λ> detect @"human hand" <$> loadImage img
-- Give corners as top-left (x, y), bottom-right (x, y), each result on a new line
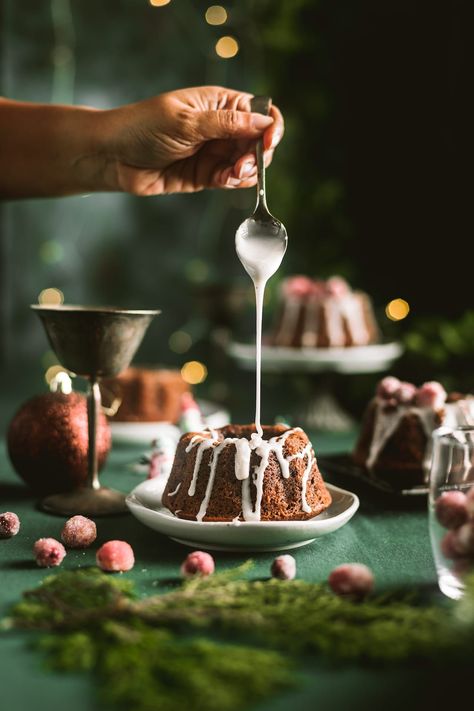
top-left (101, 86), bottom-right (284, 195)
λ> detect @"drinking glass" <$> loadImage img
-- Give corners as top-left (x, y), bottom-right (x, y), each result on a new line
top-left (428, 426), bottom-right (474, 599)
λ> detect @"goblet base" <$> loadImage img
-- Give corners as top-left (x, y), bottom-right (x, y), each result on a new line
top-left (40, 486), bottom-right (128, 516)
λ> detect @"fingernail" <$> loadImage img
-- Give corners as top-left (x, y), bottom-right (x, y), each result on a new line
top-left (271, 130), bottom-right (282, 148)
top-left (238, 160), bottom-right (255, 179)
top-left (251, 114), bottom-right (273, 130)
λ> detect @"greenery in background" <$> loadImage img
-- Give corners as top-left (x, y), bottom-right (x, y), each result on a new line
top-left (5, 564), bottom-right (474, 711)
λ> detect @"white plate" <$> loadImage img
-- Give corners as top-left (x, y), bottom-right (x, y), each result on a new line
top-left (110, 400), bottom-right (230, 444)
top-left (227, 341), bottom-right (403, 374)
top-left (126, 477), bottom-right (359, 552)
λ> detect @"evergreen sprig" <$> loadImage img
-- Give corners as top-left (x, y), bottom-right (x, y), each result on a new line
top-left (5, 565), bottom-right (474, 711)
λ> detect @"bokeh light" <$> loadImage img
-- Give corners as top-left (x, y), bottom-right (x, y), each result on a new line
top-left (39, 240), bottom-right (64, 264)
top-left (149, 0), bottom-right (171, 6)
top-left (205, 5), bottom-right (227, 25)
top-left (169, 330), bottom-right (192, 354)
top-left (185, 258), bottom-right (210, 284)
top-left (181, 360), bottom-right (208, 385)
top-left (215, 36), bottom-right (239, 59)
top-left (44, 365), bottom-right (72, 393)
top-left (385, 298), bottom-right (410, 321)
top-left (38, 287), bottom-right (64, 305)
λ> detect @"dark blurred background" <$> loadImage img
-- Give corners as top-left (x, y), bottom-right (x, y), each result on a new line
top-left (0, 0), bottom-right (472, 424)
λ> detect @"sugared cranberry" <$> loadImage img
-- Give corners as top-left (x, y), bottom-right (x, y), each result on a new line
top-left (435, 491), bottom-right (468, 530)
top-left (180, 550), bottom-right (215, 578)
top-left (0, 512), bottom-right (20, 539)
top-left (34, 538), bottom-right (66, 567)
top-left (271, 554), bottom-right (296, 580)
top-left (415, 381), bottom-right (447, 410)
top-left (396, 382), bottom-right (417, 405)
top-left (325, 276), bottom-right (350, 298)
top-left (283, 276), bottom-right (316, 299)
top-left (452, 522), bottom-right (474, 556)
top-left (328, 563), bottom-right (374, 598)
top-left (440, 530), bottom-right (460, 559)
top-left (376, 376), bottom-right (401, 400)
top-left (96, 540), bottom-right (135, 572)
top-left (61, 515), bottom-right (97, 549)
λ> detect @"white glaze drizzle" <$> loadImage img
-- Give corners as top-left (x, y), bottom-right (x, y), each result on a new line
top-left (167, 482), bottom-right (181, 497)
top-left (179, 427), bottom-right (309, 522)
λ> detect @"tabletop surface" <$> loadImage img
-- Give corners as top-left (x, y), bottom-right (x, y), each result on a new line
top-left (0, 368), bottom-right (459, 711)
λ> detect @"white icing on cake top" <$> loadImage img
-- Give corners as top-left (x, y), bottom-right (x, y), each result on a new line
top-left (180, 427), bottom-right (316, 522)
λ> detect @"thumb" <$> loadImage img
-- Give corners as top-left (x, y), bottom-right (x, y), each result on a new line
top-left (196, 109), bottom-right (273, 140)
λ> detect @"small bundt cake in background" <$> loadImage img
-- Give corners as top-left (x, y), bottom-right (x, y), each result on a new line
top-left (103, 367), bottom-right (189, 423)
top-left (353, 377), bottom-right (474, 488)
top-left (271, 275), bottom-right (379, 348)
top-left (162, 423), bottom-right (332, 522)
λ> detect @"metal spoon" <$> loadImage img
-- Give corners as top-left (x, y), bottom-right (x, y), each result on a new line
top-left (235, 95), bottom-right (288, 280)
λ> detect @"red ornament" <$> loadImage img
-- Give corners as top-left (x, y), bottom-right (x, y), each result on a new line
top-left (7, 392), bottom-right (111, 495)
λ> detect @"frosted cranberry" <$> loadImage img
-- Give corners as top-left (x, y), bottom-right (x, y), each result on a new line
top-left (61, 515), bottom-right (97, 549)
top-left (326, 276), bottom-right (350, 298)
top-left (435, 491), bottom-right (468, 529)
top-left (96, 540), bottom-right (135, 572)
top-left (282, 276), bottom-right (315, 299)
top-left (440, 530), bottom-right (460, 559)
top-left (180, 550), bottom-right (215, 578)
top-left (0, 511), bottom-right (20, 538)
top-left (34, 538), bottom-right (66, 567)
top-left (452, 522), bottom-right (474, 556)
top-left (396, 382), bottom-right (417, 405)
top-left (328, 563), bottom-right (374, 598)
top-left (376, 377), bottom-right (401, 400)
top-left (271, 554), bottom-right (296, 580)
top-left (415, 381), bottom-right (447, 410)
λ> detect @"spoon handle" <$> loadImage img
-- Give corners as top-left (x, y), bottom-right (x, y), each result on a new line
top-left (250, 96), bottom-right (271, 214)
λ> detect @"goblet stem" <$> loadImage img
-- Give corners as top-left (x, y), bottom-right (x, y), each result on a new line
top-left (87, 379), bottom-right (101, 491)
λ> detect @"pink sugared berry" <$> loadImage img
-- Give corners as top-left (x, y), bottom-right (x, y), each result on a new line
top-left (326, 276), bottom-right (350, 298)
top-left (440, 530), bottom-right (460, 559)
top-left (452, 522), bottom-right (474, 556)
top-left (61, 515), bottom-right (97, 549)
top-left (415, 381), bottom-right (447, 410)
top-left (283, 276), bottom-right (316, 299)
top-left (435, 491), bottom-right (468, 530)
top-left (328, 563), bottom-right (374, 598)
top-left (96, 540), bottom-right (135, 572)
top-left (0, 512), bottom-right (20, 539)
top-left (34, 538), bottom-right (66, 568)
top-left (180, 550), bottom-right (215, 578)
top-left (271, 554), bottom-right (296, 580)
top-left (376, 376), bottom-right (401, 400)
top-left (396, 382), bottom-right (417, 405)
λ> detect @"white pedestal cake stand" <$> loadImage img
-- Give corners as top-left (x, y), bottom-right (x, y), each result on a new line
top-left (227, 341), bottom-right (403, 431)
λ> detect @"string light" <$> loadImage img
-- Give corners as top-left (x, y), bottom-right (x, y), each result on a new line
top-left (215, 36), bottom-right (239, 59)
top-left (38, 288), bottom-right (64, 305)
top-left (169, 330), bottom-right (192, 354)
top-left (149, 0), bottom-right (171, 6)
top-left (385, 298), bottom-right (410, 321)
top-left (181, 361), bottom-right (208, 385)
top-left (205, 5), bottom-right (227, 25)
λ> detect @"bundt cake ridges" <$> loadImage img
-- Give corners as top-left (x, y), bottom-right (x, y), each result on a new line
top-left (162, 424), bottom-right (332, 522)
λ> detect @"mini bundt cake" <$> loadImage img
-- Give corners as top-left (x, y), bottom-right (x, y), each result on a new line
top-left (353, 377), bottom-right (474, 488)
top-left (162, 423), bottom-right (332, 522)
top-left (271, 275), bottom-right (379, 348)
top-left (103, 367), bottom-right (189, 423)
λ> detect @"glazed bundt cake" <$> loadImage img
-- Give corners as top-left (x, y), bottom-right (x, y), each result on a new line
top-left (353, 377), bottom-right (474, 488)
top-left (271, 275), bottom-right (379, 348)
top-left (162, 423), bottom-right (332, 522)
top-left (103, 367), bottom-right (190, 423)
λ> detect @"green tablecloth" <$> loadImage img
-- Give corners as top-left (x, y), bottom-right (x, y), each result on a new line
top-left (0, 364), bottom-right (461, 710)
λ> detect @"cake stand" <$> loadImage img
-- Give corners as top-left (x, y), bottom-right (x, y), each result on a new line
top-left (227, 341), bottom-right (403, 431)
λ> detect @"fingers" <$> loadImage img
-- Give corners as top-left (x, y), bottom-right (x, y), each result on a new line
top-left (263, 103), bottom-right (284, 151)
top-left (196, 109), bottom-right (273, 141)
